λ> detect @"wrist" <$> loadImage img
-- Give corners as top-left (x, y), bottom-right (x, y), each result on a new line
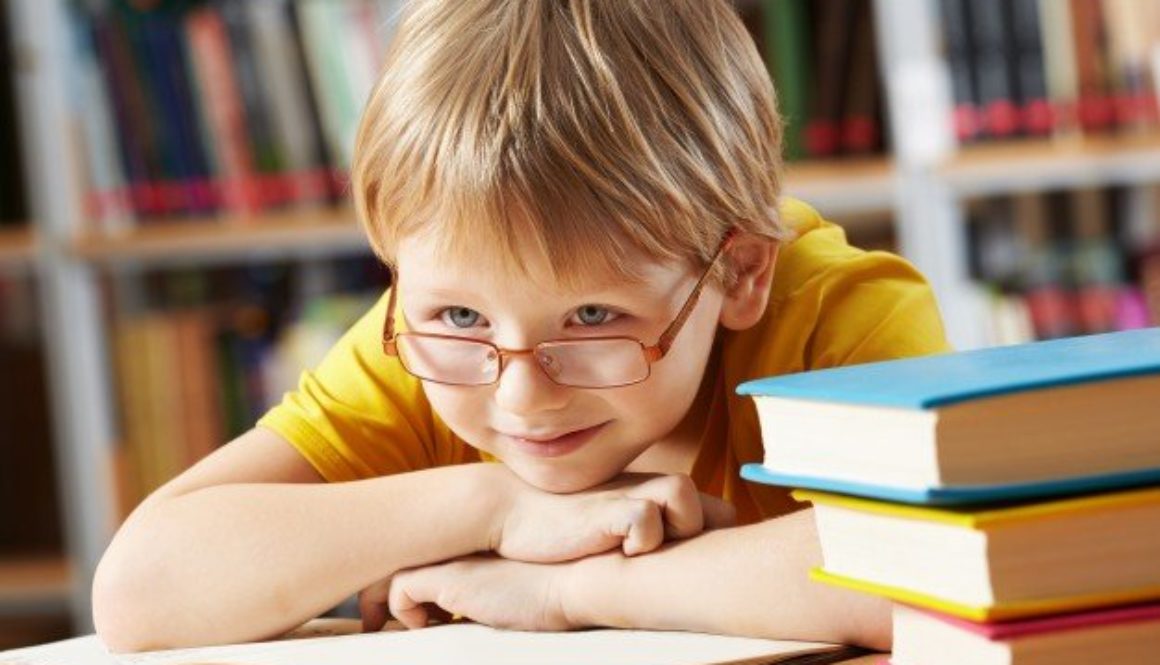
top-left (464, 462), bottom-right (515, 553)
top-left (561, 552), bottom-right (629, 629)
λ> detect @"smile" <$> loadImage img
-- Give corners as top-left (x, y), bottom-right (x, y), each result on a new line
top-left (501, 422), bottom-right (609, 458)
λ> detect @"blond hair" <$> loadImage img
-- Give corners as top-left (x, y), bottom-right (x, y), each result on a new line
top-left (352, 0), bottom-right (787, 289)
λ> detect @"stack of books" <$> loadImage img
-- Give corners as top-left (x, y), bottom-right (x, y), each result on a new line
top-left (738, 328), bottom-right (1160, 664)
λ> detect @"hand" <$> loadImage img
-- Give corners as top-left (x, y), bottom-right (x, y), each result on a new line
top-left (358, 554), bottom-right (576, 633)
top-left (484, 467), bottom-right (736, 563)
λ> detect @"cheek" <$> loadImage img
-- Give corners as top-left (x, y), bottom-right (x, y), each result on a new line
top-left (613, 342), bottom-right (710, 429)
top-left (420, 383), bottom-right (489, 436)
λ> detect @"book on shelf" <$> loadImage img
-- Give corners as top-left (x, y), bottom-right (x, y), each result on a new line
top-left (968, 186), bottom-right (1160, 346)
top-left (795, 487), bottom-right (1160, 622)
top-left (738, 329), bottom-right (1160, 504)
top-left (891, 600), bottom-right (1160, 665)
top-left (0, 6), bottom-right (28, 227)
top-left (837, 0), bottom-right (881, 154)
top-left (803, 0), bottom-right (855, 158)
top-left (754, 0), bottom-right (885, 162)
top-left (969, 0), bottom-right (1021, 139)
top-left (67, 0), bottom-right (397, 232)
top-left (761, 0), bottom-right (811, 161)
top-left (1008, 0), bottom-right (1053, 136)
top-left (108, 259), bottom-right (387, 512)
top-left (0, 618), bottom-right (863, 665)
top-left (937, 0), bottom-right (1160, 142)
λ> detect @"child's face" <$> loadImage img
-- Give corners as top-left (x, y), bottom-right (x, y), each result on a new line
top-left (395, 230), bottom-right (725, 493)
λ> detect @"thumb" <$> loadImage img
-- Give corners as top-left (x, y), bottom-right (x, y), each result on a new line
top-left (358, 577), bottom-right (393, 633)
top-left (698, 494), bottom-right (737, 530)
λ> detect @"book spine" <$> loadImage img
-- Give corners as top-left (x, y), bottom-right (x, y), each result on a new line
top-left (1101, 0), bottom-right (1160, 131)
top-left (1038, 0), bottom-right (1081, 134)
top-left (940, 0), bottom-right (982, 142)
top-left (140, 11), bottom-right (202, 217)
top-left (287, 2), bottom-right (343, 201)
top-left (968, 0), bottom-right (1020, 139)
top-left (123, 10), bottom-right (184, 218)
top-left (1007, 0), bottom-right (1054, 136)
top-left (218, 0), bottom-right (291, 211)
top-left (839, 0), bottom-right (881, 155)
top-left (804, 0), bottom-right (855, 158)
top-left (1068, 188), bottom-right (1124, 335)
top-left (66, 7), bottom-right (135, 234)
top-left (246, 0), bottom-right (329, 207)
top-left (161, 12), bottom-right (218, 215)
top-left (184, 6), bottom-right (263, 217)
top-left (760, 0), bottom-right (811, 160)
top-left (91, 13), bottom-right (156, 218)
top-left (1069, 0), bottom-right (1116, 133)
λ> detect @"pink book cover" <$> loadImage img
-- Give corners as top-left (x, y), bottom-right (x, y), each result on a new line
top-left (908, 601), bottom-right (1160, 641)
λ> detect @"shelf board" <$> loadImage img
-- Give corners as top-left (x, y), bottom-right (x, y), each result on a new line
top-left (784, 156), bottom-right (896, 216)
top-left (69, 161), bottom-right (899, 267)
top-left (943, 132), bottom-right (1160, 197)
top-left (0, 226), bottom-right (37, 267)
top-left (0, 555), bottom-right (72, 615)
top-left (72, 206), bottom-right (369, 266)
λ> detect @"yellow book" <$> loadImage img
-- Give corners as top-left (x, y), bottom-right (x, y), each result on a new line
top-left (795, 487), bottom-right (1160, 621)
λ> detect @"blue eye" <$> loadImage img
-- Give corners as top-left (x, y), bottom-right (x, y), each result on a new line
top-left (572, 305), bottom-right (615, 326)
top-left (441, 307), bottom-right (482, 328)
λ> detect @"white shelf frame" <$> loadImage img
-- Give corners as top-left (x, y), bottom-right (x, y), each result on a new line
top-left (9, 0), bottom-right (117, 633)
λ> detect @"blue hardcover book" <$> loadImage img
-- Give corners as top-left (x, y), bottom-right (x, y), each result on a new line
top-left (737, 329), bottom-right (1160, 505)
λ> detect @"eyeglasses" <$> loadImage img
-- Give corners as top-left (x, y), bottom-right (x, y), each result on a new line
top-left (381, 231), bottom-right (738, 389)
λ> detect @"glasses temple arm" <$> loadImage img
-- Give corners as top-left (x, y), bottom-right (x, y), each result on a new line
top-left (382, 266), bottom-right (400, 356)
top-left (651, 231), bottom-right (737, 359)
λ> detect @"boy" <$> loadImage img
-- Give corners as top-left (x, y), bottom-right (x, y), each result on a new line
top-left (93, 0), bottom-right (949, 652)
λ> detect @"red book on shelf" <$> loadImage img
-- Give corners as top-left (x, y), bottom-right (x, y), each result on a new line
top-left (1069, 0), bottom-right (1116, 133)
top-left (184, 6), bottom-right (263, 218)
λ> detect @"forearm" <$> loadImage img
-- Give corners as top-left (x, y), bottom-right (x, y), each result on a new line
top-left (93, 463), bottom-right (499, 651)
top-left (567, 508), bottom-right (892, 650)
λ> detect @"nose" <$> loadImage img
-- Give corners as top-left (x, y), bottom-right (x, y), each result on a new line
top-left (492, 350), bottom-right (571, 416)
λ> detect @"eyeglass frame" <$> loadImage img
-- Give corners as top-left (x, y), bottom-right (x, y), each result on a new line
top-left (381, 229), bottom-right (742, 388)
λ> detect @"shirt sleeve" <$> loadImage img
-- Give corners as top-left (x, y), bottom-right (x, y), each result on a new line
top-left (257, 289), bottom-right (469, 482)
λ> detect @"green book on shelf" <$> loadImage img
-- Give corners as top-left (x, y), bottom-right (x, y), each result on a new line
top-left (761, 0), bottom-right (812, 161)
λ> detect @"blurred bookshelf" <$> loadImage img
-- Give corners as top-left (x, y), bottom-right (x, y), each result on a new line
top-left (0, 226), bottom-right (36, 267)
top-left (0, 556), bottom-right (71, 615)
top-left (3, 0), bottom-right (1160, 647)
top-left (943, 133), bottom-right (1160, 197)
top-left (71, 207), bottom-right (366, 266)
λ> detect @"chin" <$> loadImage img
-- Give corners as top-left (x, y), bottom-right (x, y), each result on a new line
top-left (514, 463), bottom-right (620, 495)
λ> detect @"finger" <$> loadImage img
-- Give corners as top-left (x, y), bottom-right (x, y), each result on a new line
top-left (388, 572), bottom-right (435, 630)
top-left (425, 603), bottom-right (455, 625)
top-left (699, 493), bottom-right (738, 530)
top-left (358, 578), bottom-right (392, 633)
top-left (624, 474), bottom-right (704, 540)
top-left (611, 498), bottom-right (664, 556)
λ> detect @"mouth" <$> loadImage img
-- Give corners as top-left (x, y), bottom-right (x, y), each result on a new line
top-left (501, 422), bottom-right (609, 458)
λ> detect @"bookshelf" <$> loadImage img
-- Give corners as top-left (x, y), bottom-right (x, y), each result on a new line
top-left (0, 556), bottom-right (71, 616)
top-left (943, 133), bottom-right (1160, 197)
top-left (71, 207), bottom-right (366, 266)
top-left (63, 159), bottom-right (898, 267)
top-left (0, 226), bottom-right (36, 268)
top-left (3, 0), bottom-right (1159, 640)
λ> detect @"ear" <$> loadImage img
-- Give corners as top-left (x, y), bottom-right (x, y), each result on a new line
top-left (718, 233), bottom-right (780, 331)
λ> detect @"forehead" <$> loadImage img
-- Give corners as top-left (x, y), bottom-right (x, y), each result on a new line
top-left (395, 227), bottom-right (689, 300)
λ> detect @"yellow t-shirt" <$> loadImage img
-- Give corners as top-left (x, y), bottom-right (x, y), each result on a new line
top-left (258, 199), bottom-right (951, 524)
